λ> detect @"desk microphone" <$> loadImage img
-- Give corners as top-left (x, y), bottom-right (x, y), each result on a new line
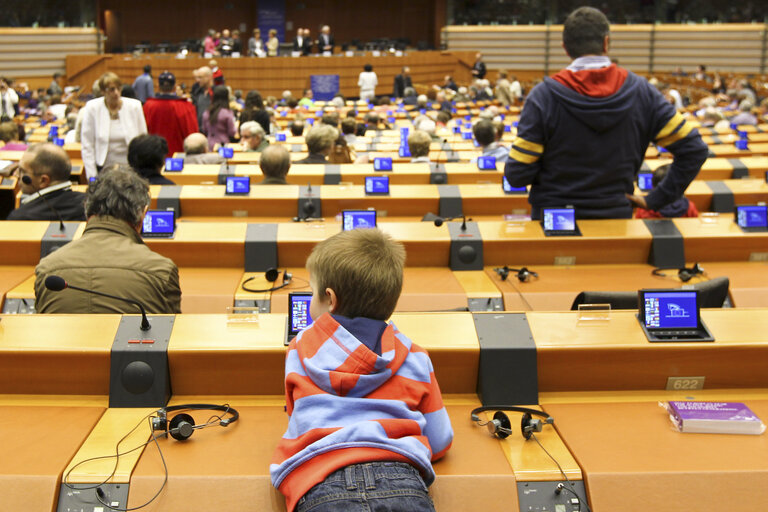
top-left (21, 175), bottom-right (65, 231)
top-left (44, 275), bottom-right (151, 330)
top-left (430, 138), bottom-right (448, 174)
top-left (434, 214), bottom-right (468, 231)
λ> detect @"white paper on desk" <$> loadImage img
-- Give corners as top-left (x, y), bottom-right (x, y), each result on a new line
top-left (291, 51), bottom-right (301, 57)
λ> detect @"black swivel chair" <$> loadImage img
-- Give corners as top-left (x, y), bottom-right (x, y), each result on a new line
top-left (570, 276), bottom-right (731, 310)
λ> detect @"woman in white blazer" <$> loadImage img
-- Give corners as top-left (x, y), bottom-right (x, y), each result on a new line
top-left (81, 72), bottom-right (147, 180)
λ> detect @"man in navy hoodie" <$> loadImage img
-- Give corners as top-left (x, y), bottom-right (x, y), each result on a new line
top-left (504, 7), bottom-right (708, 219)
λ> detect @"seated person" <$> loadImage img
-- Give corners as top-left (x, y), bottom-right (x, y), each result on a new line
top-left (294, 124), bottom-right (338, 164)
top-left (240, 121), bottom-right (269, 152)
top-left (128, 134), bottom-right (175, 185)
top-left (472, 119), bottom-right (509, 164)
top-left (340, 117), bottom-right (357, 145)
top-left (182, 132), bottom-right (226, 164)
top-left (408, 130), bottom-right (432, 163)
top-left (0, 121), bottom-right (27, 151)
top-left (634, 164), bottom-right (699, 219)
top-left (35, 166), bottom-right (181, 314)
top-left (288, 119), bottom-right (305, 136)
top-left (258, 145), bottom-right (291, 184)
top-left (271, 228), bottom-right (453, 512)
top-left (729, 99), bottom-right (758, 126)
top-left (7, 143), bottom-right (86, 221)
top-left (402, 86), bottom-right (419, 106)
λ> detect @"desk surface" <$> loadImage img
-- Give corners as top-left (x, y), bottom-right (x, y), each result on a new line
top-left (0, 405), bottom-right (105, 512)
top-left (126, 400), bottom-right (519, 511)
top-left (547, 399), bottom-right (768, 512)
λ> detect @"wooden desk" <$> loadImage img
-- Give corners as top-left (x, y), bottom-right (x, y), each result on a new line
top-left (120, 400), bottom-right (520, 511)
top-left (702, 261), bottom-right (768, 307)
top-left (528, 309), bottom-right (768, 392)
top-left (167, 312), bottom-right (480, 396)
top-left (0, 404), bottom-right (105, 512)
top-left (478, 219), bottom-right (653, 265)
top-left (546, 400), bottom-right (768, 512)
top-left (674, 215), bottom-right (768, 261)
top-left (164, 183), bottom-right (524, 220)
top-left (0, 265), bottom-right (34, 308)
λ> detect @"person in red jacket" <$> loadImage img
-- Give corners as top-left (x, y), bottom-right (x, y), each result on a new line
top-left (634, 164), bottom-right (699, 218)
top-left (143, 71), bottom-right (198, 157)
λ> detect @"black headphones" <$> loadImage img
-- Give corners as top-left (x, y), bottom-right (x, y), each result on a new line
top-left (471, 406), bottom-right (554, 440)
top-left (652, 263), bottom-right (704, 282)
top-left (241, 267), bottom-right (293, 293)
top-left (151, 403), bottom-right (239, 441)
top-left (494, 266), bottom-right (539, 283)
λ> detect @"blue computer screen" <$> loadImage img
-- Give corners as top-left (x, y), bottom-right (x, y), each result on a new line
top-left (226, 176), bottom-right (250, 194)
top-left (637, 173), bottom-right (653, 191)
top-left (218, 147), bottom-right (234, 158)
top-left (643, 291), bottom-right (698, 329)
top-left (398, 146), bottom-right (411, 158)
top-left (736, 206), bottom-right (768, 228)
top-left (477, 156), bottom-right (496, 170)
top-left (542, 208), bottom-right (576, 231)
top-left (502, 176), bottom-right (526, 193)
top-left (289, 293), bottom-right (313, 334)
top-left (374, 157), bottom-right (393, 171)
top-left (142, 210), bottom-right (175, 235)
top-left (165, 158), bottom-right (184, 171)
top-left (276, 133), bottom-right (287, 141)
top-left (342, 210), bottom-right (377, 231)
top-left (365, 176), bottom-right (389, 194)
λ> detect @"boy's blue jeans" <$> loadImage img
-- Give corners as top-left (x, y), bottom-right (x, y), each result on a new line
top-left (296, 461), bottom-right (436, 512)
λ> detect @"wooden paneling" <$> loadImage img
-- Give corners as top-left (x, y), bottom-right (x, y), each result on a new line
top-left (64, 51), bottom-right (473, 99)
top-left (0, 28), bottom-right (102, 79)
top-left (443, 23), bottom-right (768, 74)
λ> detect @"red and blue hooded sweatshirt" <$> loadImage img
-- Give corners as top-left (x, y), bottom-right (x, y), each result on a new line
top-left (270, 313), bottom-right (453, 511)
top-left (505, 57), bottom-right (708, 219)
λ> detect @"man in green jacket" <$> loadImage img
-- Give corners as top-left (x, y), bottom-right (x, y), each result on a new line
top-left (35, 166), bottom-right (181, 314)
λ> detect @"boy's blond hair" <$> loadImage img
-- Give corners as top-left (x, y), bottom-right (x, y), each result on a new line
top-left (306, 228), bottom-right (405, 320)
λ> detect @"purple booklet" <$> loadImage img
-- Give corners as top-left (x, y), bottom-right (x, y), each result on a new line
top-left (667, 401), bottom-right (766, 435)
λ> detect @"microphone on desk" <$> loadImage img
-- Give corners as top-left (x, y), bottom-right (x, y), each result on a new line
top-left (21, 175), bottom-right (65, 231)
top-left (44, 275), bottom-right (151, 331)
top-left (433, 214), bottom-right (469, 231)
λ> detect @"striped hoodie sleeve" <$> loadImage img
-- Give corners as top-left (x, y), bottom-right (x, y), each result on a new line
top-left (504, 87), bottom-right (546, 188)
top-left (645, 92), bottom-right (708, 211)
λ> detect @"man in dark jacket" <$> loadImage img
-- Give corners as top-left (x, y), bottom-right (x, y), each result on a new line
top-left (7, 143), bottom-right (85, 221)
top-left (34, 166), bottom-right (181, 314)
top-left (504, 7), bottom-right (707, 219)
top-left (393, 66), bottom-right (412, 98)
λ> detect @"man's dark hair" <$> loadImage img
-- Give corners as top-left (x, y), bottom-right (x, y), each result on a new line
top-left (128, 134), bottom-right (168, 176)
top-left (364, 63), bottom-right (373, 72)
top-left (472, 120), bottom-right (496, 147)
top-left (85, 167), bottom-right (150, 226)
top-left (436, 111), bottom-right (450, 125)
top-left (289, 120), bottom-right (305, 136)
top-left (53, 72), bottom-right (62, 79)
top-left (287, 98), bottom-right (298, 109)
top-left (562, 7), bottom-right (610, 59)
top-left (143, 65), bottom-right (152, 74)
top-left (340, 118), bottom-right (356, 135)
top-left (27, 143), bottom-right (72, 182)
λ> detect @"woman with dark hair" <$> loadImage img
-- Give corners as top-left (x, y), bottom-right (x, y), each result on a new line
top-left (239, 90), bottom-right (271, 134)
top-left (202, 85), bottom-right (236, 150)
top-left (127, 134), bottom-right (175, 185)
top-left (358, 63), bottom-right (377, 102)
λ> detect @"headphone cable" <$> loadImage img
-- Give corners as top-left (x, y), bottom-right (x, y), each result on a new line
top-left (529, 432), bottom-right (591, 512)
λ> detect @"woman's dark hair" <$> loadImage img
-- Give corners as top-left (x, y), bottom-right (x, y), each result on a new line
top-left (127, 134), bottom-right (168, 176)
top-left (244, 90), bottom-right (264, 109)
top-left (364, 63), bottom-right (373, 72)
top-left (207, 85), bottom-right (230, 124)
